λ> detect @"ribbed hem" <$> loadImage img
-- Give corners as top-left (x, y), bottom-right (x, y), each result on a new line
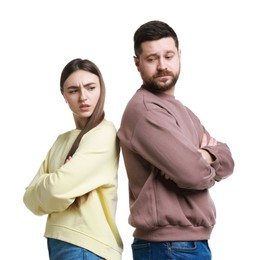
top-left (45, 225), bottom-right (122, 260)
top-left (133, 224), bottom-right (213, 242)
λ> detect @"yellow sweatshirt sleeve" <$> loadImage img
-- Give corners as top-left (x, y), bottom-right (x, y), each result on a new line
top-left (23, 121), bottom-right (119, 215)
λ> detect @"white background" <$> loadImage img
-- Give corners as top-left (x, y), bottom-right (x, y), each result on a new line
top-left (1, 0), bottom-right (258, 259)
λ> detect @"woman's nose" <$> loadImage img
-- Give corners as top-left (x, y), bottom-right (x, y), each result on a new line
top-left (79, 90), bottom-right (87, 101)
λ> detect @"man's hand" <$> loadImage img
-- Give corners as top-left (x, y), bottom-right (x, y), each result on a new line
top-left (198, 133), bottom-right (217, 164)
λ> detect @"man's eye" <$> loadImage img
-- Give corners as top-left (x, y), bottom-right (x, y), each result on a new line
top-left (165, 55), bottom-right (174, 59)
top-left (147, 57), bottom-right (156, 62)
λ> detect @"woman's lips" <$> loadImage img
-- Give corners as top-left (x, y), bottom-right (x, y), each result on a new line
top-left (79, 104), bottom-right (90, 111)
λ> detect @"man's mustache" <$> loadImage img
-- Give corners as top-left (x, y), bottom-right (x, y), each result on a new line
top-left (154, 70), bottom-right (173, 78)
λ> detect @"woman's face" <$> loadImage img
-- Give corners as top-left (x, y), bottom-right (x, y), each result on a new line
top-left (62, 70), bottom-right (101, 129)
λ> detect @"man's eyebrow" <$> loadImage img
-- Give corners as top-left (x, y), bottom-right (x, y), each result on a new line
top-left (146, 50), bottom-right (175, 56)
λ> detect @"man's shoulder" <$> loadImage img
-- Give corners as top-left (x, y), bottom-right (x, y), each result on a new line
top-left (127, 87), bottom-right (157, 106)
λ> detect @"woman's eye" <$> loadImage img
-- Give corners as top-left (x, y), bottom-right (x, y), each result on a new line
top-left (88, 86), bottom-right (96, 91)
top-left (69, 89), bottom-right (78, 94)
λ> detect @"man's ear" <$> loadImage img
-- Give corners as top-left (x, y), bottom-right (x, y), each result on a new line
top-left (178, 49), bottom-right (182, 59)
top-left (134, 56), bottom-right (140, 71)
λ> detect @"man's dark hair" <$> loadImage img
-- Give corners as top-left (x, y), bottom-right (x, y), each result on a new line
top-left (134, 20), bottom-right (179, 56)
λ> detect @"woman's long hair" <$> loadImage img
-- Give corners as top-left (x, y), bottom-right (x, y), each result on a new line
top-left (60, 58), bottom-right (106, 207)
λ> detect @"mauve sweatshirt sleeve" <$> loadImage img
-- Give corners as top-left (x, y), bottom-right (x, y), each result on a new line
top-left (129, 107), bottom-right (234, 190)
top-left (186, 107), bottom-right (234, 182)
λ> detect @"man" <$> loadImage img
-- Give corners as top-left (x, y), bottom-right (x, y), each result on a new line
top-left (117, 20), bottom-right (234, 260)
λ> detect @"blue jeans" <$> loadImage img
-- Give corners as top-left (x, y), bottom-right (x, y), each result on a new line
top-left (132, 238), bottom-right (211, 260)
top-left (47, 238), bottom-right (105, 260)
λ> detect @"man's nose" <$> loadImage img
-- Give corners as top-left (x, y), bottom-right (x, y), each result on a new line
top-left (157, 58), bottom-right (167, 70)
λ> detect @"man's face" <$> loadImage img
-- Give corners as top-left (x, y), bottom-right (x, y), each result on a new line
top-left (134, 37), bottom-right (181, 95)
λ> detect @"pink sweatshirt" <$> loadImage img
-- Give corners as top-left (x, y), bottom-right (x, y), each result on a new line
top-left (118, 86), bottom-right (234, 241)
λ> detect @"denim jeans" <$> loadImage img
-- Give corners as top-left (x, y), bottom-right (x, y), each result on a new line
top-left (132, 238), bottom-right (211, 260)
top-left (47, 238), bottom-right (105, 260)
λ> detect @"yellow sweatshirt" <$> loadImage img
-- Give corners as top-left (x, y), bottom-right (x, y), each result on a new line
top-left (23, 120), bottom-right (123, 260)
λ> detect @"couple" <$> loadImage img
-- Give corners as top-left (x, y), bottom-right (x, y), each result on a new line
top-left (23, 20), bottom-right (234, 260)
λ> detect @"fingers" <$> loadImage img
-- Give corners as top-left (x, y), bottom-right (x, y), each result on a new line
top-left (208, 137), bottom-right (217, 146)
top-left (201, 133), bottom-right (208, 147)
top-left (201, 133), bottom-right (217, 147)
top-left (65, 156), bottom-right (72, 163)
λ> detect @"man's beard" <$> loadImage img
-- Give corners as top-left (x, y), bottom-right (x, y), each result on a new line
top-left (143, 70), bottom-right (180, 93)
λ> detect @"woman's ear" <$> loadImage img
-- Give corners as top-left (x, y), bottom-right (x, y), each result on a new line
top-left (63, 94), bottom-right (68, 103)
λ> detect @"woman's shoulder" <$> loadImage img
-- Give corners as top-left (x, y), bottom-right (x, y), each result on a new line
top-left (96, 119), bottom-right (117, 132)
top-left (56, 129), bottom-right (81, 141)
top-left (80, 120), bottom-right (118, 148)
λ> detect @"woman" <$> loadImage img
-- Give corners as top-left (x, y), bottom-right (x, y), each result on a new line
top-left (23, 58), bottom-right (123, 260)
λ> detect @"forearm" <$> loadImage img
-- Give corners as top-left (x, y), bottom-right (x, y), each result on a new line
top-left (132, 123), bottom-right (216, 190)
top-left (202, 142), bottom-right (234, 181)
top-left (23, 173), bottom-right (74, 215)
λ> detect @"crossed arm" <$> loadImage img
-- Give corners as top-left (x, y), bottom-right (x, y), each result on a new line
top-left (198, 133), bottom-right (217, 164)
